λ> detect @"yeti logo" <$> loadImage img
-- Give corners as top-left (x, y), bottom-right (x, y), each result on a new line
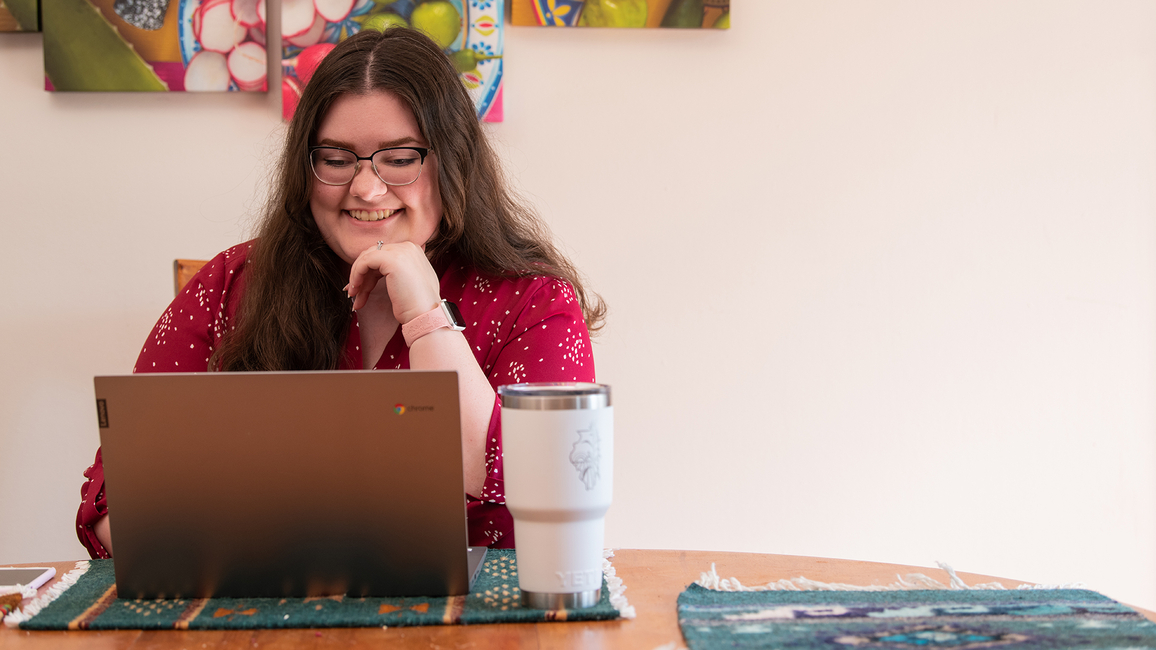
top-left (569, 425), bottom-right (601, 490)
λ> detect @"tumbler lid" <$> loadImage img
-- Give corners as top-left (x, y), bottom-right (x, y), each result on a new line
top-left (498, 382), bottom-right (611, 410)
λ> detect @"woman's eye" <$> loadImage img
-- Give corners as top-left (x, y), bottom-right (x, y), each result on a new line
top-left (323, 158), bottom-right (353, 168)
top-left (377, 154), bottom-right (418, 167)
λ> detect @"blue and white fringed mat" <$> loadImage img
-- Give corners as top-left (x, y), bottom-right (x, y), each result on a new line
top-left (678, 562), bottom-right (1156, 649)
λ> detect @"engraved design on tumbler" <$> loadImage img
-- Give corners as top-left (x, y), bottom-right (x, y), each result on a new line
top-left (555, 568), bottom-right (601, 589)
top-left (569, 424), bottom-right (600, 490)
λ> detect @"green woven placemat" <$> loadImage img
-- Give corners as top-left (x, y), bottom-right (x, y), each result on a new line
top-left (678, 585), bottom-right (1156, 649)
top-left (21, 550), bottom-right (623, 630)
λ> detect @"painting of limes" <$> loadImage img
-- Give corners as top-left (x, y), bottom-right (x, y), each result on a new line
top-left (282, 0), bottom-right (504, 122)
top-left (512, 0), bottom-right (729, 28)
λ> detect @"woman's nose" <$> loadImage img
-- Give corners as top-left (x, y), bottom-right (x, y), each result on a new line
top-left (349, 162), bottom-right (389, 200)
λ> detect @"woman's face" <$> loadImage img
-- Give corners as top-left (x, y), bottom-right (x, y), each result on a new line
top-left (309, 90), bottom-right (443, 265)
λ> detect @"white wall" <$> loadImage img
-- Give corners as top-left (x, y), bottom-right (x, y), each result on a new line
top-left (3, 0), bottom-right (1155, 611)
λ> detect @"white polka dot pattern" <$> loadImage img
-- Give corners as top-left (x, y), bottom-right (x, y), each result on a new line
top-left (82, 244), bottom-right (597, 554)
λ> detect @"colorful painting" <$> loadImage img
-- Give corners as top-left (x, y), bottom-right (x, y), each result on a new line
top-left (0, 0), bottom-right (39, 31)
top-left (42, 0), bottom-right (266, 91)
top-left (512, 0), bottom-right (728, 28)
top-left (282, 0), bottom-right (503, 122)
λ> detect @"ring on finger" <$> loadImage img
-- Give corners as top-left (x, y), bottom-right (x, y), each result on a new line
top-left (376, 240), bottom-right (384, 251)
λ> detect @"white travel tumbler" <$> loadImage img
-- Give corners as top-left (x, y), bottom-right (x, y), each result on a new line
top-left (498, 383), bottom-right (612, 609)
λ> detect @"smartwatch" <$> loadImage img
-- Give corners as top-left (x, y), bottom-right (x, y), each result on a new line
top-left (402, 299), bottom-right (466, 347)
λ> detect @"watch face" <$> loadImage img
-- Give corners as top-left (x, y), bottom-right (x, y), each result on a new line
top-left (443, 300), bottom-right (467, 330)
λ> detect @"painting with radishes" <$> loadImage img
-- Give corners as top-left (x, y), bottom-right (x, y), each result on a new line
top-left (282, 0), bottom-right (504, 122)
top-left (42, 0), bottom-right (266, 91)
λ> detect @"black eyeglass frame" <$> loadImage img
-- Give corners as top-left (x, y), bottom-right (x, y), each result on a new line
top-left (308, 145), bottom-right (432, 187)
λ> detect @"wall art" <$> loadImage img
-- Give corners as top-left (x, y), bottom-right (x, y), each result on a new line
top-left (512, 0), bottom-right (728, 28)
top-left (43, 0), bottom-right (267, 91)
top-left (282, 0), bottom-right (503, 122)
top-left (0, 0), bottom-right (39, 31)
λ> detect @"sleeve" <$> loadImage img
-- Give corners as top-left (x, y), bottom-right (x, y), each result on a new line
top-left (134, 252), bottom-right (241, 374)
top-left (75, 250), bottom-right (241, 557)
top-left (76, 448), bottom-right (110, 559)
top-left (467, 277), bottom-right (596, 547)
top-left (487, 277), bottom-right (595, 386)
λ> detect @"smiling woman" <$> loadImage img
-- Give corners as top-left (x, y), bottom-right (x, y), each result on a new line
top-left (74, 27), bottom-right (606, 559)
top-left (308, 91), bottom-right (444, 266)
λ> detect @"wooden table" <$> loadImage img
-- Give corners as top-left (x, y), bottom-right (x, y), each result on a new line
top-left (2, 550), bottom-right (1153, 648)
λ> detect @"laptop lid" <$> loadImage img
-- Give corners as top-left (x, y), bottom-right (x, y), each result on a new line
top-left (95, 370), bottom-right (485, 599)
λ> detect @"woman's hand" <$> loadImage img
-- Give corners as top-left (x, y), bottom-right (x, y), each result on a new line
top-left (346, 241), bottom-right (441, 323)
top-left (346, 240), bottom-right (494, 498)
top-left (95, 514), bottom-right (113, 556)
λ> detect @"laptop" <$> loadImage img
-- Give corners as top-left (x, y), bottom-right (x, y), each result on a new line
top-left (94, 370), bottom-right (487, 599)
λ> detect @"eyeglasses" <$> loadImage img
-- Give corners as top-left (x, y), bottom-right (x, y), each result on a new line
top-left (309, 146), bottom-right (431, 186)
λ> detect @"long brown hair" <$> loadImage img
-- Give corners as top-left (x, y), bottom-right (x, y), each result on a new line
top-left (211, 28), bottom-right (605, 372)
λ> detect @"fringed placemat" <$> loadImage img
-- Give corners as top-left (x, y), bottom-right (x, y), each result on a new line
top-left (678, 563), bottom-right (1156, 649)
top-left (15, 549), bottom-right (634, 630)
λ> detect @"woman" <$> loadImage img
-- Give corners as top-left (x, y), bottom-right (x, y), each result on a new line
top-left (76, 28), bottom-right (605, 558)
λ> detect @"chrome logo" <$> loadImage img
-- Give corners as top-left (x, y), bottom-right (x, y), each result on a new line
top-left (394, 404), bottom-right (406, 415)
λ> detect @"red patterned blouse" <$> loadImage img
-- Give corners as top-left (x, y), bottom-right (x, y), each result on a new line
top-left (76, 241), bottom-right (595, 558)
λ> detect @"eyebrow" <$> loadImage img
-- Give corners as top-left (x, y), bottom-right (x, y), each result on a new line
top-left (315, 137), bottom-right (424, 150)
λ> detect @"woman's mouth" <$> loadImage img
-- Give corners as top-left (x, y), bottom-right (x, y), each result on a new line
top-left (348, 209), bottom-right (397, 222)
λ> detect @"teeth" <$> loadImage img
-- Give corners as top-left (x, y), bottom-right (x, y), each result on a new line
top-left (349, 209), bottom-right (396, 222)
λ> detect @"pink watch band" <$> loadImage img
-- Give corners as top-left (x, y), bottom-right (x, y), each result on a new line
top-left (402, 300), bottom-right (465, 347)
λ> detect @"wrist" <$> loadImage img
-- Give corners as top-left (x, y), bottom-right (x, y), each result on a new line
top-left (402, 300), bottom-right (466, 347)
top-left (399, 301), bottom-right (441, 327)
